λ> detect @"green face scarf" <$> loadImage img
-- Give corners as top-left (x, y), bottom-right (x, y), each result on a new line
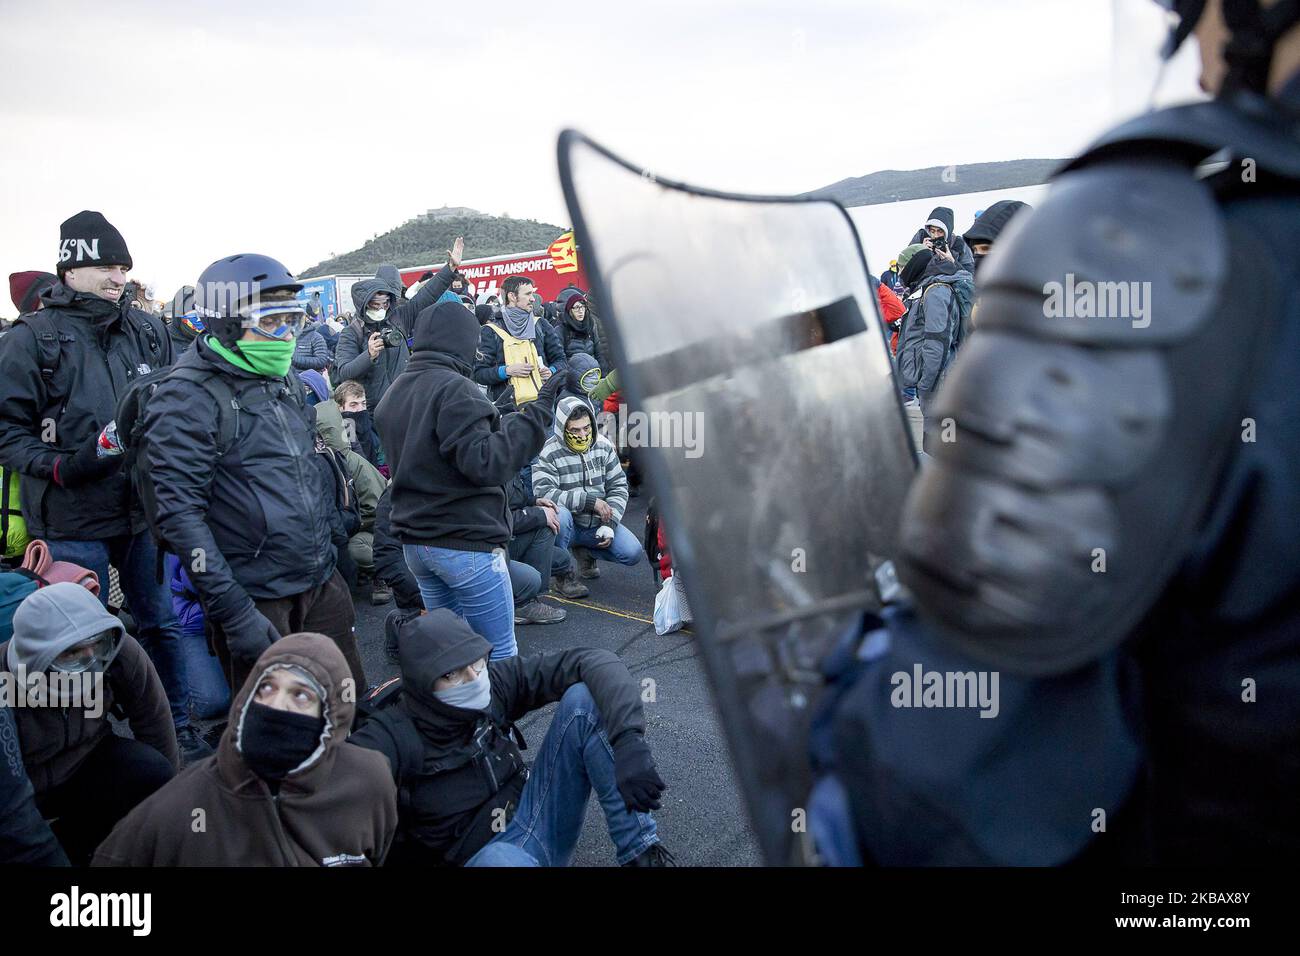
top-left (209, 337), bottom-right (295, 378)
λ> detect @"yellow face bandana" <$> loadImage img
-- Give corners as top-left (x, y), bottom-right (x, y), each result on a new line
top-left (564, 429), bottom-right (593, 454)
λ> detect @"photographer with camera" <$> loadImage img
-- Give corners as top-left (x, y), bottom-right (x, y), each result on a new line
top-left (908, 207), bottom-right (975, 274)
top-left (334, 237), bottom-right (465, 412)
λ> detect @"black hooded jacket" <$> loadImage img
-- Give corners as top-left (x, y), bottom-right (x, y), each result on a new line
top-left (909, 206), bottom-right (977, 274)
top-left (373, 302), bottom-right (555, 552)
top-left (334, 265), bottom-right (454, 408)
top-left (0, 284), bottom-right (172, 539)
top-left (350, 609), bottom-right (648, 865)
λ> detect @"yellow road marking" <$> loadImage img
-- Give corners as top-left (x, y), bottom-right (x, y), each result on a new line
top-left (549, 596), bottom-right (694, 634)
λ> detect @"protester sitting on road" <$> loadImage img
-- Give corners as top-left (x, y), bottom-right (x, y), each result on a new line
top-left (374, 300), bottom-right (564, 661)
top-left (532, 397), bottom-right (642, 583)
top-left (1, 583), bottom-right (179, 864)
top-left (508, 466), bottom-right (584, 624)
top-left (473, 276), bottom-right (568, 411)
top-left (351, 609), bottom-right (673, 867)
top-left (334, 379), bottom-right (380, 466)
top-left (314, 397), bottom-right (390, 605)
top-left (92, 633), bottom-right (398, 866)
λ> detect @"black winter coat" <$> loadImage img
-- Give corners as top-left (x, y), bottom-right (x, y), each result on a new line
top-left (374, 302), bottom-right (554, 553)
top-left (350, 611), bottom-right (647, 865)
top-left (142, 337), bottom-right (335, 626)
top-left (0, 284), bottom-right (172, 539)
top-left (560, 312), bottom-right (609, 370)
top-left (334, 266), bottom-right (454, 407)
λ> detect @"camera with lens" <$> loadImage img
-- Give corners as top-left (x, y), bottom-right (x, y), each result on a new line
top-left (379, 325), bottom-right (404, 348)
top-left (930, 235), bottom-right (948, 252)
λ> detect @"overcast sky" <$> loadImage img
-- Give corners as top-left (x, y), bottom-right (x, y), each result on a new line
top-left (0, 0), bottom-right (1202, 300)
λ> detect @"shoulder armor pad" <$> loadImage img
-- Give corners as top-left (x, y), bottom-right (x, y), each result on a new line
top-left (896, 148), bottom-right (1273, 677)
top-left (976, 162), bottom-right (1226, 346)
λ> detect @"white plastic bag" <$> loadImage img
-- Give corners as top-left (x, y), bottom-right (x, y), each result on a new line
top-left (653, 571), bottom-right (693, 635)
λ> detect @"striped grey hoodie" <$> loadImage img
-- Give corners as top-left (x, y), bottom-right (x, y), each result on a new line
top-left (531, 396), bottom-right (628, 530)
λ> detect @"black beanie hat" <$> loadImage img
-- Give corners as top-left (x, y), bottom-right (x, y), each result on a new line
top-left (963, 200), bottom-right (1031, 246)
top-left (58, 211), bottom-right (132, 275)
top-left (900, 249), bottom-right (934, 289)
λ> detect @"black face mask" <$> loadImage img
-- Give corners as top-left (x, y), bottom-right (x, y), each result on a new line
top-left (972, 253), bottom-right (988, 275)
top-left (239, 701), bottom-right (325, 781)
top-left (341, 409), bottom-right (372, 441)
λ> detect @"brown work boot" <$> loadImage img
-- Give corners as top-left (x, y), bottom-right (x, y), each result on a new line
top-left (552, 570), bottom-right (590, 599)
top-left (572, 546), bottom-right (600, 579)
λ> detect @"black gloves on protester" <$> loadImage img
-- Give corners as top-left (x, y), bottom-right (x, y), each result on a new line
top-left (222, 604), bottom-right (281, 665)
top-left (56, 433), bottom-right (121, 488)
top-left (613, 735), bottom-right (666, 813)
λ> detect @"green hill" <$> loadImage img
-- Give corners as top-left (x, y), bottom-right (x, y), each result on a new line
top-left (802, 158), bottom-right (1066, 207)
top-left (300, 208), bottom-right (569, 278)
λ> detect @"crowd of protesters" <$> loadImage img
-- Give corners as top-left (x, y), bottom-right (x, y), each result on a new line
top-left (0, 197), bottom-right (1030, 867)
top-left (0, 214), bottom-right (670, 867)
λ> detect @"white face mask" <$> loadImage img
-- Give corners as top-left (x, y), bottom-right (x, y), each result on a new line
top-left (366, 307), bottom-right (386, 323)
top-left (433, 668), bottom-right (491, 711)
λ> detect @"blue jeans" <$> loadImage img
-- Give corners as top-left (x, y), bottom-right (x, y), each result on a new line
top-left (508, 559), bottom-right (540, 605)
top-left (402, 544), bottom-right (517, 659)
top-left (179, 628), bottom-right (231, 719)
top-left (555, 507), bottom-right (643, 567)
top-left (465, 683), bottom-right (659, 866)
top-left (48, 532), bottom-right (190, 729)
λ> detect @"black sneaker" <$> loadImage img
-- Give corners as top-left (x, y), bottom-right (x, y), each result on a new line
top-left (515, 599), bottom-right (567, 624)
top-left (176, 725), bottom-right (214, 766)
top-left (371, 579), bottom-right (393, 606)
top-left (623, 843), bottom-right (677, 867)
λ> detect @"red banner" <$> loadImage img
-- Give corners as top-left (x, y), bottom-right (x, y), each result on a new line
top-left (398, 236), bottom-right (588, 303)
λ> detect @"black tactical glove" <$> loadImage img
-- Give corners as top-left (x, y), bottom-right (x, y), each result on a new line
top-left (56, 433), bottom-right (122, 488)
top-left (613, 734), bottom-right (666, 813)
top-left (221, 604), bottom-right (280, 667)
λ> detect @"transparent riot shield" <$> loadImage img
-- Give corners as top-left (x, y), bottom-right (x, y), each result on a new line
top-left (558, 131), bottom-right (917, 865)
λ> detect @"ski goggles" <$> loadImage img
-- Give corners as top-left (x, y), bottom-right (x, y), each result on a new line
top-left (50, 629), bottom-right (118, 674)
top-left (239, 299), bottom-right (308, 339)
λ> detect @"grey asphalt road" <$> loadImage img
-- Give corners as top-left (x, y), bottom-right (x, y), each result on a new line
top-left (350, 493), bottom-right (762, 867)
